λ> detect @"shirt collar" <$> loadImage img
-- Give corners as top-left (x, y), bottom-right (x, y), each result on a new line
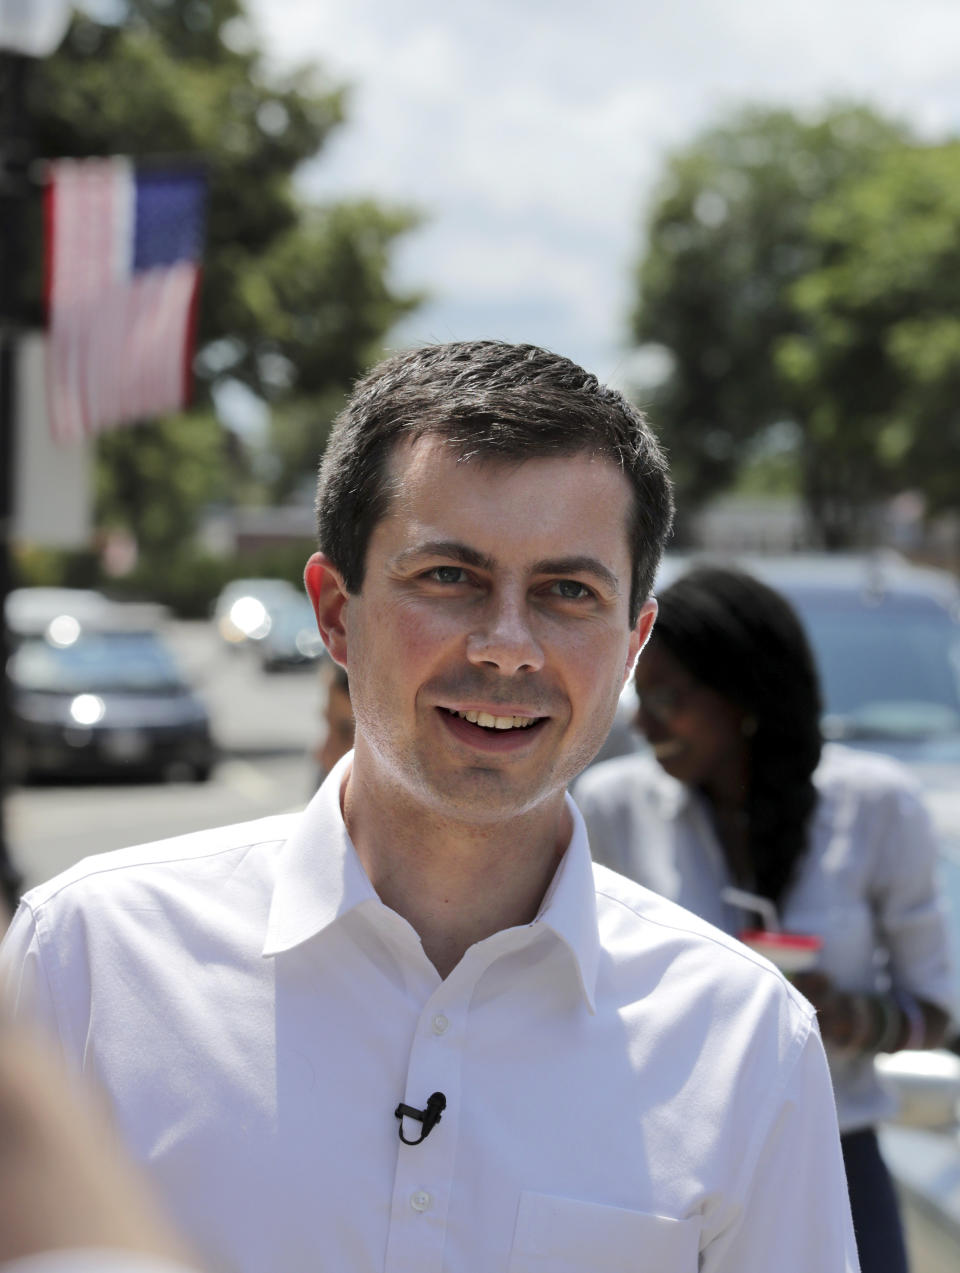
top-left (535, 794), bottom-right (601, 1013)
top-left (262, 755), bottom-right (601, 1011)
top-left (262, 752), bottom-right (377, 957)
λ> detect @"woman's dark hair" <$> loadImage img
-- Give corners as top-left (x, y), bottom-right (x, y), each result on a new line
top-left (316, 340), bottom-right (674, 625)
top-left (648, 565), bottom-right (823, 910)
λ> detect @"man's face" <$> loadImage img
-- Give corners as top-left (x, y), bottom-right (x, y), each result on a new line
top-left (308, 437), bottom-right (654, 825)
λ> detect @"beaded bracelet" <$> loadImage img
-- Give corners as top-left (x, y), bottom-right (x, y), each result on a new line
top-left (847, 994), bottom-right (873, 1054)
top-left (895, 991), bottom-right (925, 1051)
top-left (871, 994), bottom-right (904, 1054)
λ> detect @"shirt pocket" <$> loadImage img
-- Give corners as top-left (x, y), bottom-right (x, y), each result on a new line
top-left (507, 1191), bottom-right (700, 1272)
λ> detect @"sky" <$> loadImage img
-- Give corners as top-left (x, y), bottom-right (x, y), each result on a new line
top-left (244, 0), bottom-right (960, 389)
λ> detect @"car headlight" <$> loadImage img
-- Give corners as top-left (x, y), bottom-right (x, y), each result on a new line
top-left (228, 596), bottom-right (272, 640)
top-left (69, 694), bottom-right (105, 725)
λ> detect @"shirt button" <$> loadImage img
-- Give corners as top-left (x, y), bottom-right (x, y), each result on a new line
top-left (410, 1190), bottom-right (432, 1213)
top-left (432, 1013), bottom-right (450, 1035)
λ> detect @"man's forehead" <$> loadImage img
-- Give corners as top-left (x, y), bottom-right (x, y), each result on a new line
top-left (385, 433), bottom-right (625, 488)
top-left (375, 437), bottom-right (634, 579)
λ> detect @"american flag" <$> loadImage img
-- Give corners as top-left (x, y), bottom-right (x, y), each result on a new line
top-left (44, 157), bottom-right (207, 442)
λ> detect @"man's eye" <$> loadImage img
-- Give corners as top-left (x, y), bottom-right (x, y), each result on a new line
top-left (550, 580), bottom-right (592, 600)
top-left (427, 566), bottom-right (468, 584)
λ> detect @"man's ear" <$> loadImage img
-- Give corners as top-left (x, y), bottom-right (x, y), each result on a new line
top-left (304, 552), bottom-right (350, 667)
top-left (623, 597), bottom-right (657, 687)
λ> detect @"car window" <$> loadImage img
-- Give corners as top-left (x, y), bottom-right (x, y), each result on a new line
top-left (11, 633), bottom-right (186, 694)
top-left (268, 597), bottom-right (317, 634)
top-left (784, 589), bottom-right (960, 739)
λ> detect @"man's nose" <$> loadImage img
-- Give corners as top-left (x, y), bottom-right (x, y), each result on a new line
top-left (466, 594), bottom-right (545, 675)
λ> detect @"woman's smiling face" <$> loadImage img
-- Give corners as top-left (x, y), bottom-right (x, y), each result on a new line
top-left (633, 637), bottom-right (749, 794)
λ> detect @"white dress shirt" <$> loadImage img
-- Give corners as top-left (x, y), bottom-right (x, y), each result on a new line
top-left (574, 742), bottom-right (955, 1133)
top-left (3, 755), bottom-right (858, 1273)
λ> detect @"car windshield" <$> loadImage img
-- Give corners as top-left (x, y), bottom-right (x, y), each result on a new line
top-left (269, 598), bottom-right (317, 635)
top-left (11, 632), bottom-right (186, 694)
top-left (784, 588), bottom-right (960, 740)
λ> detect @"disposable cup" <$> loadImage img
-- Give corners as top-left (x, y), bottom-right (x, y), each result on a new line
top-left (739, 930), bottom-right (822, 975)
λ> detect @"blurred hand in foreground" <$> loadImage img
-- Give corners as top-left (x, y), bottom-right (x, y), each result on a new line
top-left (0, 1022), bottom-right (199, 1268)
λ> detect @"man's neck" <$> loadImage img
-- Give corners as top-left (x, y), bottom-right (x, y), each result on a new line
top-left (341, 761), bottom-right (571, 980)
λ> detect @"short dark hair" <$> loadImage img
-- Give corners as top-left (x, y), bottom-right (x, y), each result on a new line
top-left (646, 566), bottom-right (823, 907)
top-left (316, 340), bottom-right (674, 624)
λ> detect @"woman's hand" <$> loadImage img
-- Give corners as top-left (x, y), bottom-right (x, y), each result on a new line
top-left (792, 973), bottom-right (950, 1053)
top-left (792, 971), bottom-right (865, 1049)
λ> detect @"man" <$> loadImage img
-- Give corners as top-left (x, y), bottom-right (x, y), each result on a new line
top-left (3, 341), bottom-right (859, 1271)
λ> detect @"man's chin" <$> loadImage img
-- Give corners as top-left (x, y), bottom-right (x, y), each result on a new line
top-left (414, 765), bottom-right (567, 825)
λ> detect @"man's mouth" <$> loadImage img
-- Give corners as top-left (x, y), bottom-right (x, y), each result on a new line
top-left (651, 739), bottom-right (685, 759)
top-left (446, 708), bottom-right (541, 731)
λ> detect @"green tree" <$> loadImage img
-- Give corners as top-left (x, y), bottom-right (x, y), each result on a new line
top-left (778, 141), bottom-right (960, 541)
top-left (26, 1), bottom-right (422, 572)
top-left (95, 410), bottom-right (230, 559)
top-left (632, 104), bottom-right (908, 541)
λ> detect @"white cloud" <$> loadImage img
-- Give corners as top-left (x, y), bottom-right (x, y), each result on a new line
top-left (248, 0), bottom-right (960, 374)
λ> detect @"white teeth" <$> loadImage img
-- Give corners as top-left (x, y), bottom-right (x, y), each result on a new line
top-left (454, 709), bottom-right (537, 730)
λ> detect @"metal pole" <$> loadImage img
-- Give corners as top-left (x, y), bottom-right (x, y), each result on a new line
top-left (0, 49), bottom-right (30, 911)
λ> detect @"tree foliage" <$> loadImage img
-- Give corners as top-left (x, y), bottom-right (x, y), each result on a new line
top-left (632, 104), bottom-right (915, 543)
top-left (780, 142), bottom-right (960, 535)
top-left (96, 410), bottom-right (230, 558)
top-left (24, 0), bottom-right (422, 567)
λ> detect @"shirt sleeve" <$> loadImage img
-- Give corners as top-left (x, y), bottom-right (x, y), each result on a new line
top-left (868, 774), bottom-right (955, 1016)
top-left (702, 1023), bottom-right (861, 1273)
top-left (1, 901), bottom-right (70, 1055)
top-left (0, 1253), bottom-right (204, 1273)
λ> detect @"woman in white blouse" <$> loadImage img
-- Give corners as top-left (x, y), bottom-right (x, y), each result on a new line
top-left (574, 565), bottom-right (954, 1273)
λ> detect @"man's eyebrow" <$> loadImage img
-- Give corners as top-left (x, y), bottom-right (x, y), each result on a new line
top-left (532, 557), bottom-right (621, 594)
top-left (394, 541), bottom-right (495, 571)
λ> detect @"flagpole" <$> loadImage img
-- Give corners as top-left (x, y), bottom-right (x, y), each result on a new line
top-left (0, 0), bottom-right (71, 910)
top-left (0, 46), bottom-right (30, 911)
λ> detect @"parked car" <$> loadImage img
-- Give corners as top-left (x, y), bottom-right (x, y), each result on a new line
top-left (5, 587), bottom-right (111, 634)
top-left (212, 577), bottom-right (300, 648)
top-left (256, 594), bottom-right (325, 671)
top-left (6, 589), bottom-right (216, 784)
